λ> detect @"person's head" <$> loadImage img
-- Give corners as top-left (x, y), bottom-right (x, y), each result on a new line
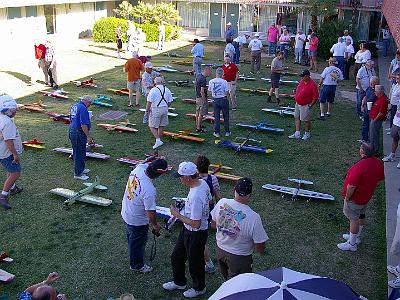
top-left (145, 159), bottom-right (168, 179)
top-left (174, 161), bottom-right (198, 187)
top-left (226, 22), bottom-right (232, 28)
top-left (202, 66), bottom-right (212, 77)
top-left (195, 155), bottom-right (210, 174)
top-left (346, 38), bottom-right (352, 45)
top-left (307, 28), bottom-right (312, 34)
top-left (224, 55), bottom-right (231, 65)
top-left (365, 59), bottom-right (374, 69)
top-left (120, 293), bottom-right (136, 300)
top-left (276, 51), bottom-right (284, 60)
top-left (193, 38), bottom-right (200, 44)
top-left (215, 67), bottom-right (224, 78)
top-left (234, 177), bottom-right (253, 203)
top-left (343, 29), bottom-right (349, 36)
top-left (311, 32), bottom-right (316, 38)
top-left (297, 29), bottom-right (303, 34)
top-left (337, 37), bottom-right (343, 43)
top-left (394, 72), bottom-right (400, 84)
top-left (370, 76), bottom-right (379, 87)
top-left (300, 69), bottom-right (311, 82)
top-left (131, 51), bottom-right (138, 58)
top-left (80, 95), bottom-right (93, 108)
top-left (360, 42), bottom-right (367, 50)
top-left (254, 33), bottom-right (260, 39)
top-left (328, 57), bottom-right (338, 66)
top-left (32, 285), bottom-right (57, 300)
top-left (0, 94), bottom-right (17, 118)
top-left (374, 84), bottom-right (384, 97)
top-left (283, 29), bottom-right (288, 35)
top-left (271, 23), bottom-right (276, 27)
top-left (154, 76), bottom-right (164, 86)
top-left (360, 142), bottom-right (374, 158)
top-left (144, 61), bottom-right (153, 73)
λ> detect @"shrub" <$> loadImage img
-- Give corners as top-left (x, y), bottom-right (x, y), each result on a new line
top-left (93, 17), bottom-right (182, 43)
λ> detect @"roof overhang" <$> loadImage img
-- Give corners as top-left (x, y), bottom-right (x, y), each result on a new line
top-left (0, 0), bottom-right (99, 8)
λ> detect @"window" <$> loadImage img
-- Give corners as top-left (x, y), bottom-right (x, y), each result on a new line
top-left (177, 2), bottom-right (209, 28)
top-left (26, 6), bottom-right (38, 18)
top-left (95, 2), bottom-right (104, 11)
top-left (7, 7), bottom-right (21, 19)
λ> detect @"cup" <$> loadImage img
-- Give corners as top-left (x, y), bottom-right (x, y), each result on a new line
top-left (88, 110), bottom-right (93, 119)
top-left (367, 102), bottom-right (372, 111)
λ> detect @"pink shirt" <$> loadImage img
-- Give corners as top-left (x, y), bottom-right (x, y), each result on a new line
top-left (279, 34), bottom-right (291, 44)
top-left (309, 36), bottom-right (319, 51)
top-left (267, 26), bottom-right (279, 43)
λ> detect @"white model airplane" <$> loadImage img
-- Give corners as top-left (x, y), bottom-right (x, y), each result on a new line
top-left (156, 197), bottom-right (186, 230)
top-left (262, 106), bottom-right (295, 117)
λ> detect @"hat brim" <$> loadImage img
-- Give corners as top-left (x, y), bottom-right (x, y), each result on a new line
top-left (173, 172), bottom-right (183, 178)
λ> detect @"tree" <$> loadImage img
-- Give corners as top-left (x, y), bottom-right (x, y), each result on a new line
top-left (296, 0), bottom-right (339, 31)
top-left (113, 0), bottom-right (134, 20)
top-left (350, 0), bottom-right (361, 29)
top-left (132, 1), bottom-right (182, 24)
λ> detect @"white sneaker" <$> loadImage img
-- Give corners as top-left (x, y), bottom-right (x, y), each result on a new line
top-left (225, 132), bottom-right (232, 137)
top-left (302, 132), bottom-right (311, 140)
top-left (152, 140), bottom-right (164, 149)
top-left (388, 265), bottom-right (400, 277)
top-left (213, 132), bottom-right (220, 138)
top-left (205, 264), bottom-right (216, 273)
top-left (74, 174), bottom-right (89, 181)
top-left (342, 233), bottom-right (361, 244)
top-left (397, 162), bottom-right (400, 169)
top-left (387, 131), bottom-right (392, 135)
top-left (388, 277), bottom-right (400, 288)
top-left (382, 154), bottom-right (395, 162)
top-left (183, 288), bottom-right (206, 298)
top-left (83, 168), bottom-right (90, 174)
top-left (288, 132), bottom-right (301, 139)
top-left (337, 241), bottom-right (357, 252)
top-left (162, 281), bottom-right (186, 291)
top-left (130, 264), bottom-right (153, 273)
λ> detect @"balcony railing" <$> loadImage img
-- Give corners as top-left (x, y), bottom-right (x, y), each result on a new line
top-left (338, 0), bottom-right (382, 9)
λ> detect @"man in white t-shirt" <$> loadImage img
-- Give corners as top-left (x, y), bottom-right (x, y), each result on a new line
top-left (330, 37), bottom-right (346, 74)
top-left (344, 38), bottom-right (355, 80)
top-left (342, 30), bottom-right (353, 45)
top-left (294, 29), bottom-right (306, 64)
top-left (0, 94), bottom-right (23, 210)
top-left (318, 57), bottom-right (343, 119)
top-left (144, 77), bottom-right (174, 149)
top-left (121, 158), bottom-right (168, 273)
top-left (304, 29), bottom-right (312, 66)
top-left (232, 33), bottom-right (249, 64)
top-left (248, 33), bottom-right (263, 74)
top-left (163, 162), bottom-right (211, 298)
top-left (208, 68), bottom-right (230, 138)
top-left (356, 60), bottom-right (376, 117)
top-left (224, 41), bottom-right (236, 64)
top-left (211, 177), bottom-right (268, 280)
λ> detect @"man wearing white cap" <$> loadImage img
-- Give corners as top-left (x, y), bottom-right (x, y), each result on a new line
top-left (141, 62), bottom-right (160, 99)
top-left (145, 77), bottom-right (174, 149)
top-left (225, 22), bottom-right (234, 43)
top-left (248, 33), bottom-right (263, 74)
top-left (0, 94), bottom-right (23, 209)
top-left (163, 162), bottom-right (211, 298)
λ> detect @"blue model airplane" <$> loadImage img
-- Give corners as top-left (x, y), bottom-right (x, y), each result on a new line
top-left (93, 95), bottom-right (112, 107)
top-left (236, 121), bottom-right (284, 133)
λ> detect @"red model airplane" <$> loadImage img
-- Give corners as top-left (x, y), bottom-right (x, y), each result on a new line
top-left (107, 88), bottom-right (130, 96)
top-left (47, 112), bottom-right (70, 124)
top-left (71, 78), bottom-right (97, 88)
top-left (22, 139), bottom-right (45, 149)
top-left (38, 89), bottom-right (69, 100)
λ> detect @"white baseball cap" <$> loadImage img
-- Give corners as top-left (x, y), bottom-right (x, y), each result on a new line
top-left (174, 161), bottom-right (198, 177)
top-left (254, 33), bottom-right (260, 37)
top-left (145, 62), bottom-right (153, 68)
top-left (227, 22), bottom-right (232, 26)
top-left (0, 94), bottom-right (17, 112)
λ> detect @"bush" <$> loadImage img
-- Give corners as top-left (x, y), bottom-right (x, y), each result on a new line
top-left (93, 17), bottom-right (182, 43)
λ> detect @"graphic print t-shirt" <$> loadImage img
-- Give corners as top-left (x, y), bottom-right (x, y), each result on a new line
top-left (211, 198), bottom-right (268, 256)
top-left (321, 66), bottom-right (343, 85)
top-left (208, 78), bottom-right (229, 99)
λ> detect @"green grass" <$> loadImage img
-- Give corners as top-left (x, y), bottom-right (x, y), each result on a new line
top-left (1, 41), bottom-right (386, 299)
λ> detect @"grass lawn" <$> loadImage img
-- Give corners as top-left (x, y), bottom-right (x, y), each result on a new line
top-left (1, 41), bottom-right (386, 299)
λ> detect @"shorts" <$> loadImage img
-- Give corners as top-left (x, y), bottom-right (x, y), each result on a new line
top-left (216, 246), bottom-right (253, 280)
top-left (117, 39), bottom-right (122, 49)
top-left (309, 50), bottom-right (317, 57)
top-left (319, 85), bottom-right (337, 103)
top-left (196, 97), bottom-right (208, 116)
top-left (0, 154), bottom-right (21, 173)
top-left (149, 106), bottom-right (169, 128)
top-left (343, 200), bottom-right (367, 221)
top-left (391, 124), bottom-right (400, 139)
top-left (127, 80), bottom-right (141, 91)
top-left (270, 72), bottom-right (281, 89)
top-left (294, 103), bottom-right (312, 122)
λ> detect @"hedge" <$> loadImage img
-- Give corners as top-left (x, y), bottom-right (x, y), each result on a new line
top-left (93, 17), bottom-right (182, 43)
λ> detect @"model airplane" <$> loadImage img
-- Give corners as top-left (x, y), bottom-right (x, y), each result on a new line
top-left (117, 153), bottom-right (173, 170)
top-left (163, 130), bottom-right (205, 143)
top-left (38, 89), bottom-right (69, 99)
top-left (262, 178), bottom-right (335, 201)
top-left (266, 65), bottom-right (290, 70)
top-left (0, 251), bottom-right (15, 283)
top-left (46, 112), bottom-right (70, 124)
top-left (238, 74), bottom-right (256, 81)
top-left (182, 98), bottom-right (213, 106)
top-left (138, 108), bottom-right (178, 117)
top-left (22, 139), bottom-right (45, 149)
top-left (209, 164), bottom-right (241, 182)
top-left (215, 138), bottom-right (273, 154)
top-left (239, 88), bottom-right (294, 98)
top-left (107, 88), bottom-right (129, 95)
top-left (71, 78), bottom-right (97, 88)
top-left (50, 176), bottom-right (112, 206)
top-left (97, 120), bottom-right (138, 133)
top-left (236, 121), bottom-right (284, 133)
top-left (261, 77), bottom-right (299, 85)
top-left (185, 113), bottom-right (224, 123)
top-left (92, 95), bottom-right (112, 107)
top-left (171, 60), bottom-right (192, 66)
top-left (262, 106), bottom-right (295, 117)
top-left (156, 197), bottom-right (186, 230)
top-left (168, 80), bottom-right (193, 87)
top-left (53, 147), bottom-right (111, 160)
top-left (153, 66), bottom-right (179, 73)
top-left (202, 63), bottom-right (222, 68)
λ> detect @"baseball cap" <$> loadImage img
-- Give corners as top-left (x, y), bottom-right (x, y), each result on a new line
top-left (328, 57), bottom-right (338, 64)
top-left (235, 177), bottom-right (253, 196)
top-left (254, 33), bottom-right (260, 37)
top-left (173, 161), bottom-right (198, 178)
top-left (300, 69), bottom-right (311, 77)
top-left (227, 22), bottom-right (232, 26)
top-left (0, 94), bottom-right (17, 111)
top-left (145, 62), bottom-right (153, 68)
top-left (146, 158), bottom-right (168, 178)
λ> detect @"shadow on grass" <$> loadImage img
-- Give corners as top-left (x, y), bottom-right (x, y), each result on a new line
top-left (78, 49), bottom-right (127, 61)
top-left (0, 70), bottom-right (31, 84)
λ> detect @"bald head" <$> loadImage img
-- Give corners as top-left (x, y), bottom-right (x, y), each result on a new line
top-left (32, 285), bottom-right (57, 300)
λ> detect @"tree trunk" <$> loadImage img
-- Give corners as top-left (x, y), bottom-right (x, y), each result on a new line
top-left (311, 15), bottom-right (318, 32)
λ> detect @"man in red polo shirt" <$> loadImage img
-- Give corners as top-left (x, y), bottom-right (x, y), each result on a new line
top-left (338, 142), bottom-right (384, 251)
top-left (288, 70), bottom-right (319, 140)
top-left (222, 55), bottom-right (239, 111)
top-left (369, 85), bottom-right (388, 154)
top-left (34, 41), bottom-right (48, 85)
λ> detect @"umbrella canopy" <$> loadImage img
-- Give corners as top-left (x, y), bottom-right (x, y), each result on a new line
top-left (209, 267), bottom-right (361, 300)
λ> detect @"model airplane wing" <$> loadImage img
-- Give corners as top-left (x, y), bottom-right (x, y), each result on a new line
top-left (50, 188), bottom-right (112, 206)
top-left (163, 131), bottom-right (205, 143)
top-left (262, 108), bottom-right (295, 116)
top-left (261, 78), bottom-right (299, 84)
top-left (185, 113), bottom-right (223, 123)
top-left (262, 184), bottom-right (335, 201)
top-left (212, 171), bottom-right (241, 181)
top-left (182, 98), bottom-right (213, 106)
top-left (0, 269), bottom-right (15, 282)
top-left (288, 178), bottom-right (314, 185)
top-left (97, 123), bottom-right (138, 133)
top-left (215, 140), bottom-right (273, 154)
top-left (53, 147), bottom-right (110, 159)
top-left (236, 123), bottom-right (284, 133)
top-left (107, 88), bottom-right (130, 95)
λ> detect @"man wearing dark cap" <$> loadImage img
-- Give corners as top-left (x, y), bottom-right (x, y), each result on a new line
top-left (288, 69), bottom-right (319, 140)
top-left (121, 158), bottom-right (168, 273)
top-left (163, 162), bottom-right (211, 298)
top-left (210, 177), bottom-right (268, 280)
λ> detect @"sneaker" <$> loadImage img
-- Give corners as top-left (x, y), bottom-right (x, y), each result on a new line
top-left (387, 131), bottom-right (392, 135)
top-left (74, 174), bottom-right (89, 181)
top-left (317, 115), bottom-right (325, 121)
top-left (337, 241), bottom-right (357, 252)
top-left (0, 195), bottom-right (11, 210)
top-left (382, 154), bottom-right (395, 162)
top-left (225, 132), bottom-right (232, 137)
top-left (183, 288), bottom-right (206, 298)
top-left (231, 107), bottom-right (237, 111)
top-left (162, 281), bottom-right (186, 291)
top-left (302, 132), bottom-right (311, 140)
top-left (213, 132), bottom-right (220, 138)
top-left (205, 264), bottom-right (216, 273)
top-left (196, 128), bottom-right (206, 133)
top-left (388, 265), bottom-right (400, 277)
top-left (152, 140), bottom-right (164, 149)
top-left (9, 186), bottom-right (23, 196)
top-left (288, 132), bottom-right (301, 139)
top-left (326, 113), bottom-right (331, 117)
top-left (130, 264), bottom-right (153, 273)
top-left (342, 233), bottom-right (361, 244)
top-left (388, 278), bottom-right (400, 289)
top-left (83, 169), bottom-right (90, 174)
top-left (397, 162), bottom-right (400, 169)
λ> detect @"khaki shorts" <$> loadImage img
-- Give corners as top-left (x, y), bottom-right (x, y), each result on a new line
top-left (196, 97), bottom-right (208, 116)
top-left (294, 103), bottom-right (312, 122)
top-left (149, 106), bottom-right (168, 128)
top-left (343, 200), bottom-right (367, 221)
top-left (391, 124), bottom-right (400, 140)
top-left (216, 246), bottom-right (253, 280)
top-left (127, 80), bottom-right (140, 91)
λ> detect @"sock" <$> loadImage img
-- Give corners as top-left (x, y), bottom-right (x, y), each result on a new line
top-left (205, 259), bottom-right (214, 268)
top-left (357, 225), bottom-right (364, 237)
top-left (295, 130), bottom-right (300, 136)
top-left (1, 191), bottom-right (9, 196)
top-left (349, 232), bottom-right (358, 245)
top-left (156, 138), bottom-right (161, 143)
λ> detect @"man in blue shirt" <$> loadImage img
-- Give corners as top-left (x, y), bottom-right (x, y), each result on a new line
top-left (191, 39), bottom-right (204, 77)
top-left (225, 22), bottom-right (234, 43)
top-left (69, 95), bottom-right (94, 180)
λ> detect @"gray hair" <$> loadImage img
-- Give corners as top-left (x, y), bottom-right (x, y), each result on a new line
top-left (370, 76), bottom-right (379, 84)
top-left (375, 85), bottom-right (384, 92)
top-left (81, 95), bottom-right (94, 103)
top-left (366, 59), bottom-right (374, 66)
top-left (360, 142), bottom-right (374, 157)
top-left (154, 76), bottom-right (164, 85)
top-left (216, 67), bottom-right (224, 77)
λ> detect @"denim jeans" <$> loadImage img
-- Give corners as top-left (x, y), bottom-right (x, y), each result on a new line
top-left (383, 39), bottom-right (390, 57)
top-left (334, 56), bottom-right (345, 75)
top-left (268, 42), bottom-right (276, 55)
top-left (157, 33), bottom-right (165, 50)
top-left (233, 42), bottom-right (240, 64)
top-left (213, 97), bottom-right (230, 134)
top-left (193, 57), bottom-right (202, 77)
top-left (68, 129), bottom-right (87, 176)
top-left (124, 222), bottom-right (149, 269)
top-left (344, 59), bottom-right (351, 80)
top-left (295, 47), bottom-right (303, 63)
top-left (280, 43), bottom-right (288, 59)
top-left (361, 110), bottom-right (370, 142)
top-left (356, 89), bottom-right (365, 117)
